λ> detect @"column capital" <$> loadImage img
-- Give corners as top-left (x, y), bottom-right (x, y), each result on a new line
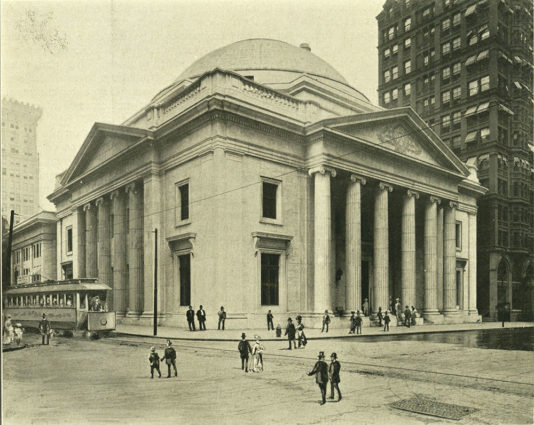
top-left (83, 202), bottom-right (93, 212)
top-left (110, 189), bottom-right (123, 200)
top-left (447, 201), bottom-right (459, 210)
top-left (125, 182), bottom-right (139, 194)
top-left (95, 196), bottom-right (107, 207)
top-left (349, 174), bottom-right (366, 185)
top-left (308, 165), bottom-right (336, 178)
top-left (405, 189), bottom-right (419, 200)
top-left (429, 196), bottom-right (441, 205)
top-left (377, 182), bottom-right (393, 193)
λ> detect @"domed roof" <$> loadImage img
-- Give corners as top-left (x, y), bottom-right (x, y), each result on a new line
top-left (176, 38), bottom-right (349, 86)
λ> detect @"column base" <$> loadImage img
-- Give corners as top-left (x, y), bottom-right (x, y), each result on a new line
top-left (422, 311), bottom-right (445, 324)
top-left (125, 310), bottom-right (141, 318)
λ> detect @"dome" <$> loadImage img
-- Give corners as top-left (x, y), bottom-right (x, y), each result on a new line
top-left (176, 38), bottom-right (349, 86)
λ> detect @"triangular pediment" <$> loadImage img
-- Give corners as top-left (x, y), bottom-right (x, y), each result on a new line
top-left (312, 107), bottom-right (469, 177)
top-left (60, 123), bottom-right (153, 186)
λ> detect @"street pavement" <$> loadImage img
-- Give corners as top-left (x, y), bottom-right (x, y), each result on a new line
top-left (3, 329), bottom-right (534, 425)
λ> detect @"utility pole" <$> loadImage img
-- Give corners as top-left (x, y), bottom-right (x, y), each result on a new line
top-left (153, 228), bottom-right (158, 336)
top-left (5, 210), bottom-right (15, 287)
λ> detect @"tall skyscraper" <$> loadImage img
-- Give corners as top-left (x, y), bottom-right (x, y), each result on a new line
top-left (1, 98), bottom-right (42, 224)
top-left (377, 0), bottom-right (533, 320)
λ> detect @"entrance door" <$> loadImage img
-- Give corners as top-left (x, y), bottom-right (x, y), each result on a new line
top-left (178, 254), bottom-right (191, 306)
top-left (361, 260), bottom-right (369, 310)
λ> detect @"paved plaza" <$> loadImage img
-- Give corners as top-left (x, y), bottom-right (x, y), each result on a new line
top-left (3, 325), bottom-right (534, 425)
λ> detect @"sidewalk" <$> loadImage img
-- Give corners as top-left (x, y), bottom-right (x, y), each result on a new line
top-left (115, 321), bottom-right (534, 341)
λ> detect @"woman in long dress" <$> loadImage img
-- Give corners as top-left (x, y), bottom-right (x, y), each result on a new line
top-left (252, 336), bottom-right (264, 372)
top-left (3, 315), bottom-right (14, 344)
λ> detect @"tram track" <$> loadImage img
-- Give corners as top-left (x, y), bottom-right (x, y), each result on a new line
top-left (103, 335), bottom-right (534, 397)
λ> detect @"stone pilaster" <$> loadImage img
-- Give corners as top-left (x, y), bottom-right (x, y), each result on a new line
top-left (468, 212), bottom-right (478, 314)
top-left (126, 182), bottom-right (143, 316)
top-left (84, 202), bottom-right (98, 278)
top-left (143, 173), bottom-right (163, 318)
top-left (310, 166), bottom-right (336, 313)
top-left (74, 207), bottom-right (86, 278)
top-left (443, 202), bottom-right (458, 314)
top-left (111, 189), bottom-right (127, 316)
top-left (345, 174), bottom-right (366, 312)
top-left (373, 182), bottom-right (392, 313)
top-left (401, 189), bottom-right (418, 309)
top-left (96, 196), bottom-right (112, 306)
top-left (436, 205), bottom-right (444, 312)
top-left (424, 196), bottom-right (440, 316)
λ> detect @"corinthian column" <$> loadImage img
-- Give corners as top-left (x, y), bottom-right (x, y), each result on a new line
top-left (373, 182), bottom-right (392, 313)
top-left (75, 206), bottom-right (86, 278)
top-left (443, 201), bottom-right (458, 314)
top-left (111, 189), bottom-right (127, 316)
top-left (436, 205), bottom-right (444, 311)
top-left (346, 174), bottom-right (366, 312)
top-left (96, 196), bottom-right (112, 306)
top-left (468, 212), bottom-right (478, 315)
top-left (310, 166), bottom-right (336, 313)
top-left (84, 202), bottom-right (98, 278)
top-left (424, 196), bottom-right (440, 316)
top-left (126, 182), bottom-right (143, 316)
top-left (402, 190), bottom-right (418, 309)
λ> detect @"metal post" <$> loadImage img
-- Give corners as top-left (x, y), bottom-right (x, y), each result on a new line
top-left (153, 228), bottom-right (158, 336)
top-left (5, 210), bottom-right (15, 288)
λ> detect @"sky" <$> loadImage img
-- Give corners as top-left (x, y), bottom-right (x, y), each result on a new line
top-left (1, 0), bottom-right (384, 210)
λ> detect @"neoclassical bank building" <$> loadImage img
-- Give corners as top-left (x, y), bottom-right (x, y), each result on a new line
top-left (48, 39), bottom-right (486, 328)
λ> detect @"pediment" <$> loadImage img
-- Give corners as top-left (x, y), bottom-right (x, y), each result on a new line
top-left (318, 108), bottom-right (469, 177)
top-left (60, 123), bottom-right (152, 186)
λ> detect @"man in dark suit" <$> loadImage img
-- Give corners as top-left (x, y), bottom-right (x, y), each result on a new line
top-left (308, 351), bottom-right (328, 405)
top-left (217, 306), bottom-right (226, 330)
top-left (328, 352), bottom-right (342, 401)
top-left (160, 339), bottom-right (177, 378)
top-left (196, 305), bottom-right (206, 330)
top-left (186, 306), bottom-right (196, 331)
top-left (238, 333), bottom-right (252, 372)
top-left (266, 310), bottom-right (274, 330)
top-left (39, 313), bottom-right (51, 345)
top-left (285, 318), bottom-right (296, 349)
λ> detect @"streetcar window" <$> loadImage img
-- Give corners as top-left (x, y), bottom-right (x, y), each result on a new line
top-left (66, 295), bottom-right (73, 306)
top-left (80, 294), bottom-right (86, 309)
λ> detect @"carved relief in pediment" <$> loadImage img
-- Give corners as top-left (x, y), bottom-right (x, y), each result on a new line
top-left (377, 124), bottom-right (422, 157)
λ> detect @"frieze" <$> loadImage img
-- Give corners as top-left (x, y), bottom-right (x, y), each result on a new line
top-left (377, 124), bottom-right (422, 156)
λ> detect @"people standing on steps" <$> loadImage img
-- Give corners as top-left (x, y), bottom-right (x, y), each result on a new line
top-left (321, 310), bottom-right (330, 333)
top-left (348, 311), bottom-right (356, 334)
top-left (186, 305), bottom-right (196, 331)
top-left (355, 310), bottom-right (362, 335)
top-left (362, 298), bottom-right (369, 316)
top-left (197, 305), bottom-right (206, 330)
top-left (404, 305), bottom-right (411, 328)
top-left (411, 306), bottom-right (417, 326)
top-left (377, 307), bottom-right (383, 326)
top-left (267, 310), bottom-right (274, 331)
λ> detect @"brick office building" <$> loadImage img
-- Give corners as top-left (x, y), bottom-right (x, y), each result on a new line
top-left (377, 0), bottom-right (534, 320)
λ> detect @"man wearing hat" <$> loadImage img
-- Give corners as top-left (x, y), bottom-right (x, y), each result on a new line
top-left (328, 353), bottom-right (342, 401)
top-left (237, 333), bottom-right (252, 372)
top-left (160, 340), bottom-right (178, 378)
top-left (308, 351), bottom-right (329, 405)
top-left (39, 313), bottom-right (51, 345)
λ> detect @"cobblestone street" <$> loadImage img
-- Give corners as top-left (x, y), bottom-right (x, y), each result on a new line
top-left (3, 331), bottom-right (534, 425)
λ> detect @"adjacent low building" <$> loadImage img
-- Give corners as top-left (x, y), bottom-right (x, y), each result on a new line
top-left (10, 210), bottom-right (57, 285)
top-left (47, 39), bottom-right (486, 328)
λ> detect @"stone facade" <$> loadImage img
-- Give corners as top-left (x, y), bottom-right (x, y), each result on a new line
top-left (48, 39), bottom-right (486, 328)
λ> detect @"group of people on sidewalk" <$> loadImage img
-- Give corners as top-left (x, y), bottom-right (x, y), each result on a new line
top-left (185, 305), bottom-right (208, 331)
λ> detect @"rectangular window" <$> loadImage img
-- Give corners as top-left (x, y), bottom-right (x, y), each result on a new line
top-left (392, 44), bottom-right (399, 55)
top-left (392, 88), bottom-right (399, 100)
top-left (179, 184), bottom-right (189, 220)
top-left (404, 83), bottom-right (411, 96)
top-left (480, 127), bottom-right (490, 141)
top-left (392, 66), bottom-right (399, 79)
top-left (442, 67), bottom-right (450, 80)
top-left (452, 111), bottom-right (461, 126)
top-left (442, 18), bottom-right (450, 31)
top-left (384, 92), bottom-right (391, 104)
top-left (480, 75), bottom-right (490, 92)
top-left (452, 37), bottom-right (461, 50)
top-left (442, 42), bottom-right (451, 55)
top-left (175, 181), bottom-right (190, 224)
top-left (455, 222), bottom-right (462, 250)
top-left (404, 59), bottom-right (411, 74)
top-left (452, 86), bottom-right (461, 99)
top-left (468, 79), bottom-right (479, 96)
top-left (262, 181), bottom-right (278, 219)
top-left (404, 38), bottom-right (411, 48)
top-left (388, 26), bottom-right (395, 40)
top-left (442, 91), bottom-right (451, 104)
top-left (441, 115), bottom-right (451, 128)
top-left (67, 227), bottom-right (73, 253)
top-left (384, 48), bottom-right (391, 58)
top-left (384, 70), bottom-right (391, 83)
top-left (178, 254), bottom-right (191, 306)
top-left (404, 17), bottom-right (412, 31)
top-left (261, 253), bottom-right (279, 306)
top-left (453, 13), bottom-right (461, 26)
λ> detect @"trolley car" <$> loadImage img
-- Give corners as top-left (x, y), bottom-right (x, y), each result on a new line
top-left (2, 278), bottom-right (116, 332)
